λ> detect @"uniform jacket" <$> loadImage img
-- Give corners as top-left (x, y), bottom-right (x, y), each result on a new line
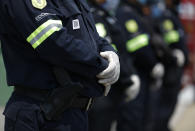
top-left (0, 0), bottom-right (115, 97)
top-left (116, 2), bottom-right (159, 73)
top-left (154, 9), bottom-right (189, 67)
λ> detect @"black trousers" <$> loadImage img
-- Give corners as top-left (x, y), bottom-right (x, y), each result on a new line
top-left (4, 92), bottom-right (88, 131)
top-left (117, 72), bottom-right (150, 131)
top-left (147, 67), bottom-right (183, 131)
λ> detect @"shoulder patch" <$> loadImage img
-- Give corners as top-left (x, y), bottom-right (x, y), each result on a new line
top-left (125, 19), bottom-right (138, 33)
top-left (32, 0), bottom-right (47, 10)
top-left (163, 19), bottom-right (174, 31)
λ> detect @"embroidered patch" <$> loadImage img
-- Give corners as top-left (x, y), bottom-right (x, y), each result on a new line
top-left (72, 19), bottom-right (80, 30)
top-left (32, 0), bottom-right (47, 9)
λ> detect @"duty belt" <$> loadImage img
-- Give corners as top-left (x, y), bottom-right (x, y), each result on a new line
top-left (14, 86), bottom-right (93, 111)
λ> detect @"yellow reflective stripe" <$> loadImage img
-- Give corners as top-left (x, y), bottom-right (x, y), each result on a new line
top-left (27, 20), bottom-right (62, 42)
top-left (111, 44), bottom-right (118, 51)
top-left (126, 34), bottom-right (149, 52)
top-left (164, 30), bottom-right (180, 44)
top-left (32, 26), bottom-right (61, 49)
top-left (95, 23), bottom-right (107, 37)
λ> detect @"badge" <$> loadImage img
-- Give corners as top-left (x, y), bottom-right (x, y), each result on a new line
top-left (163, 19), bottom-right (174, 31)
top-left (32, 0), bottom-right (47, 10)
top-left (125, 19), bottom-right (138, 33)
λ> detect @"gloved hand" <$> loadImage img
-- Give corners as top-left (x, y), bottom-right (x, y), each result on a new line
top-left (97, 51), bottom-right (120, 95)
top-left (172, 49), bottom-right (185, 67)
top-left (125, 75), bottom-right (141, 102)
top-left (151, 63), bottom-right (164, 79)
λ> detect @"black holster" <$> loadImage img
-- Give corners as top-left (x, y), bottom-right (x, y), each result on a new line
top-left (40, 67), bottom-right (83, 120)
top-left (40, 84), bottom-right (82, 120)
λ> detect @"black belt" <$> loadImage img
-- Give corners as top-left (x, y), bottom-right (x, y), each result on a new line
top-left (14, 86), bottom-right (93, 111)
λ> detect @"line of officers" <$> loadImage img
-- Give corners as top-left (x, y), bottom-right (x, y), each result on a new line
top-left (0, 0), bottom-right (189, 130)
top-left (87, 0), bottom-right (189, 131)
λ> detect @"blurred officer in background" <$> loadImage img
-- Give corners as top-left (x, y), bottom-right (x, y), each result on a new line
top-left (115, 0), bottom-right (164, 130)
top-left (133, 0), bottom-right (189, 130)
top-left (87, 0), bottom-right (141, 131)
top-left (148, 0), bottom-right (189, 131)
top-left (131, 1), bottom-right (176, 130)
top-left (0, 0), bottom-right (120, 131)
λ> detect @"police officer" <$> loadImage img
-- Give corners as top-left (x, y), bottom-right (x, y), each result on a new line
top-left (0, 0), bottom-right (120, 131)
top-left (149, 0), bottom-right (189, 131)
top-left (115, 0), bottom-right (164, 130)
top-left (131, 1), bottom-right (175, 130)
top-left (133, 0), bottom-right (188, 130)
top-left (87, 0), bottom-right (141, 131)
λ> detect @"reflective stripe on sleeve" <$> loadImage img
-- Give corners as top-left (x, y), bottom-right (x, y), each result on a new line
top-left (164, 30), bottom-right (180, 44)
top-left (95, 23), bottom-right (107, 38)
top-left (111, 44), bottom-right (118, 51)
top-left (126, 34), bottom-right (149, 53)
top-left (27, 19), bottom-right (63, 49)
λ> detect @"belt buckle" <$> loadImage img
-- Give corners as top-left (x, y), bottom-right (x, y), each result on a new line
top-left (85, 98), bottom-right (93, 111)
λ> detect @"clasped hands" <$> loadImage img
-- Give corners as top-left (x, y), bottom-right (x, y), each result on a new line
top-left (96, 51), bottom-right (120, 96)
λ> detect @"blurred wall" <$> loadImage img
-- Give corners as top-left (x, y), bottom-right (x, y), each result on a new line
top-left (0, 43), bottom-right (12, 106)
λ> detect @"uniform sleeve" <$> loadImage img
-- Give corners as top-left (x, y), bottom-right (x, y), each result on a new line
top-left (6, 0), bottom-right (108, 78)
top-left (91, 11), bottom-right (116, 53)
top-left (96, 36), bottom-right (116, 52)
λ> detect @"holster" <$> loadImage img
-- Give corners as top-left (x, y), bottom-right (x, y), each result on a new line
top-left (40, 84), bottom-right (82, 120)
top-left (40, 67), bottom-right (83, 120)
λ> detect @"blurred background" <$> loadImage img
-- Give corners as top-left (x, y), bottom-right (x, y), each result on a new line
top-left (1, 0), bottom-right (195, 131)
top-left (0, 44), bottom-right (12, 130)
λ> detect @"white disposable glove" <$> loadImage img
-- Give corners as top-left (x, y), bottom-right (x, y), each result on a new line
top-left (151, 63), bottom-right (164, 79)
top-left (103, 83), bottom-right (111, 96)
top-left (125, 75), bottom-right (141, 102)
top-left (150, 78), bottom-right (163, 90)
top-left (172, 49), bottom-right (185, 67)
top-left (97, 51), bottom-right (120, 95)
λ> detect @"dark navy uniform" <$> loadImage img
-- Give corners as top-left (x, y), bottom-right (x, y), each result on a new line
top-left (150, 9), bottom-right (189, 131)
top-left (156, 10), bottom-right (188, 63)
top-left (0, 0), bottom-right (115, 130)
top-left (115, 1), bottom-right (160, 131)
top-left (87, 2), bottom-right (137, 131)
top-left (89, 2), bottom-right (136, 89)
